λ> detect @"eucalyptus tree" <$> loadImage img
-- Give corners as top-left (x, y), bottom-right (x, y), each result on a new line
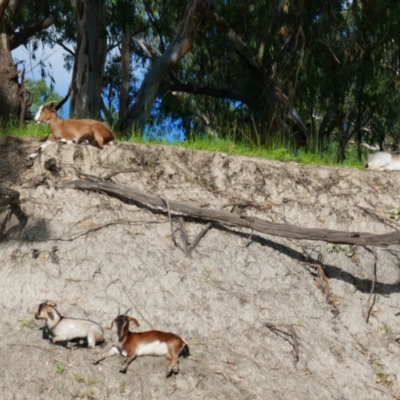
top-left (0, 0), bottom-right (54, 124)
top-left (127, 0), bottom-right (308, 144)
top-left (68, 0), bottom-right (107, 118)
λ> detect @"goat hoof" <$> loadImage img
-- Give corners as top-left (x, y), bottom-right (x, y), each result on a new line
top-left (119, 368), bottom-right (127, 374)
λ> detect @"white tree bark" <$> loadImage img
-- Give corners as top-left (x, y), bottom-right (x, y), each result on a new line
top-left (126, 0), bottom-right (216, 131)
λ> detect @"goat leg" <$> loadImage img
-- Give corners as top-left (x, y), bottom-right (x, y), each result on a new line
top-left (165, 354), bottom-right (179, 377)
top-left (119, 354), bottom-right (136, 373)
top-left (52, 335), bottom-right (69, 348)
top-left (93, 346), bottom-right (119, 365)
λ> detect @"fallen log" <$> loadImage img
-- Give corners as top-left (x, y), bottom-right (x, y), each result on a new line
top-left (0, 187), bottom-right (20, 207)
top-left (60, 180), bottom-right (400, 248)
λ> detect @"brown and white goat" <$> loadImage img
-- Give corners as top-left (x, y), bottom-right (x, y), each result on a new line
top-left (365, 151), bottom-right (400, 171)
top-left (29, 103), bottom-right (115, 159)
top-left (35, 301), bottom-right (105, 348)
top-left (93, 309), bottom-right (189, 377)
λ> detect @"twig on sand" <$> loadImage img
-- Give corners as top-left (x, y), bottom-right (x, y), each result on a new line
top-left (265, 321), bottom-right (301, 369)
top-left (365, 249), bottom-right (378, 323)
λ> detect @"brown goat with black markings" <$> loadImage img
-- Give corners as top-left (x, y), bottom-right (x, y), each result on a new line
top-left (93, 309), bottom-right (189, 377)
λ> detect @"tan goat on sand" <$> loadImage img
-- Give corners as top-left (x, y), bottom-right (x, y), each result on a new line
top-left (29, 102), bottom-right (115, 159)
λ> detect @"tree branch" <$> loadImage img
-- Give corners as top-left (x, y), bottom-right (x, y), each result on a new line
top-left (169, 80), bottom-right (251, 105)
top-left (213, 12), bottom-right (308, 135)
top-left (60, 180), bottom-right (400, 248)
top-left (126, 0), bottom-right (216, 129)
top-left (10, 17), bottom-right (54, 50)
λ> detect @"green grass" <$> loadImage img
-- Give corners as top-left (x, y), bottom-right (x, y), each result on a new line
top-left (20, 319), bottom-right (36, 329)
top-left (54, 360), bottom-right (65, 375)
top-left (0, 121), bottom-right (49, 138)
top-left (1, 122), bottom-right (366, 168)
top-left (127, 132), bottom-right (366, 168)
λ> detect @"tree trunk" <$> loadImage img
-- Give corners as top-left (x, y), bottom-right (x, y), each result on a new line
top-left (70, 0), bottom-right (107, 119)
top-left (0, 0), bottom-right (21, 126)
top-left (213, 12), bottom-right (307, 146)
top-left (118, 25), bottom-right (130, 134)
top-left (126, 0), bottom-right (216, 131)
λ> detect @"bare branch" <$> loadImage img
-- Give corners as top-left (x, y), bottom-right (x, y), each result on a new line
top-left (60, 180), bottom-right (400, 248)
top-left (365, 250), bottom-right (378, 323)
top-left (10, 17), bottom-right (54, 50)
top-left (265, 321), bottom-right (300, 367)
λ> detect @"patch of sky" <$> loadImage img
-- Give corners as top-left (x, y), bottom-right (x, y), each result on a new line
top-left (143, 116), bottom-right (185, 143)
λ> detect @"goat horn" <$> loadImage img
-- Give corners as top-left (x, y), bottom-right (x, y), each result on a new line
top-left (107, 317), bottom-right (116, 331)
top-left (43, 100), bottom-right (58, 108)
top-left (117, 306), bottom-right (120, 316)
top-left (124, 308), bottom-right (131, 316)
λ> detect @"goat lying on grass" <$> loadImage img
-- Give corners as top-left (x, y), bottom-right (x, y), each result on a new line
top-left (365, 151), bottom-right (400, 171)
top-left (35, 301), bottom-right (105, 348)
top-left (29, 102), bottom-right (115, 159)
top-left (93, 309), bottom-right (189, 377)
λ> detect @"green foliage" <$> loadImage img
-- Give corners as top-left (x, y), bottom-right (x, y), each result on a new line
top-left (20, 319), bottom-right (36, 329)
top-left (119, 380), bottom-right (126, 394)
top-left (390, 207), bottom-right (400, 221)
top-left (73, 374), bottom-right (97, 386)
top-left (7, 0), bottom-right (400, 161)
top-left (54, 360), bottom-right (65, 375)
top-left (25, 79), bottom-right (64, 114)
top-left (74, 374), bottom-right (85, 383)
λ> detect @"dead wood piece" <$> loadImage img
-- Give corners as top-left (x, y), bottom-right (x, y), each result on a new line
top-left (188, 222), bottom-right (212, 256)
top-left (365, 250), bottom-right (378, 323)
top-left (266, 322), bottom-right (300, 367)
top-left (0, 187), bottom-right (27, 235)
top-left (59, 180), bottom-right (400, 248)
top-left (179, 217), bottom-right (190, 255)
top-left (103, 168), bottom-right (140, 181)
top-left (162, 196), bottom-right (188, 255)
top-left (0, 187), bottom-right (20, 208)
top-left (76, 172), bottom-right (104, 182)
top-left (356, 204), bottom-right (400, 231)
top-left (308, 255), bottom-right (337, 307)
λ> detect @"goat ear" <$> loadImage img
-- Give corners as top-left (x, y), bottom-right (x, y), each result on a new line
top-left (48, 311), bottom-right (54, 321)
top-left (128, 317), bottom-right (140, 327)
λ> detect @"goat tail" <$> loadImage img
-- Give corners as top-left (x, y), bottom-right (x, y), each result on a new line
top-left (180, 343), bottom-right (190, 358)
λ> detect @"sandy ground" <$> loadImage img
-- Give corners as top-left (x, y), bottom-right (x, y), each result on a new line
top-left (1, 136), bottom-right (400, 399)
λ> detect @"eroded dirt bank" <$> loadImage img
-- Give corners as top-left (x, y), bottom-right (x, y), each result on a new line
top-left (1, 136), bottom-right (400, 399)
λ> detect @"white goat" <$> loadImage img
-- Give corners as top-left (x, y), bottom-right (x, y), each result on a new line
top-left (29, 102), bottom-right (115, 159)
top-left (365, 151), bottom-right (400, 171)
top-left (35, 301), bottom-right (105, 348)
